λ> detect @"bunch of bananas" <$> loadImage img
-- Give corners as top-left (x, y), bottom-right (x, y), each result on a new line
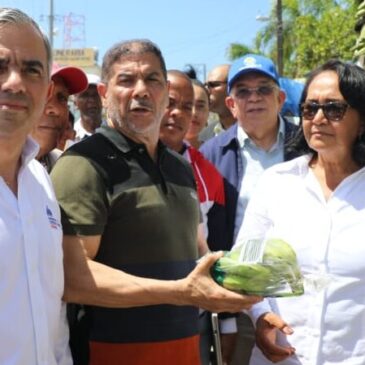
top-left (353, 0), bottom-right (365, 58)
top-left (212, 238), bottom-right (304, 297)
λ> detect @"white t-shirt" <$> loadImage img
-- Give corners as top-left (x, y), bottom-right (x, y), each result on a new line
top-left (74, 118), bottom-right (92, 141)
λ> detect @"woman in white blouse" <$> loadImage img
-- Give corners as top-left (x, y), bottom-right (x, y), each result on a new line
top-left (235, 59), bottom-right (365, 365)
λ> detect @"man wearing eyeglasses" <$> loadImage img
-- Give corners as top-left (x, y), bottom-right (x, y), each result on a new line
top-left (199, 64), bottom-right (235, 143)
top-left (200, 54), bottom-right (299, 365)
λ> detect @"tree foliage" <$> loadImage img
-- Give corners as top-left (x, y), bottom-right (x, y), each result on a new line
top-left (353, 0), bottom-right (365, 64)
top-left (227, 43), bottom-right (256, 60)
top-left (227, 0), bottom-right (357, 78)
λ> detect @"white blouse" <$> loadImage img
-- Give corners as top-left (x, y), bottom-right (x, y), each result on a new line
top-left (235, 154), bottom-right (365, 365)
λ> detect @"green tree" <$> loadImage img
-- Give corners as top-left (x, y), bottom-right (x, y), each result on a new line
top-left (353, 0), bottom-right (365, 64)
top-left (227, 43), bottom-right (256, 60)
top-left (227, 0), bottom-right (357, 78)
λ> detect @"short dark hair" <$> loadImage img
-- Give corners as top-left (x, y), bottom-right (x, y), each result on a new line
top-left (167, 69), bottom-right (192, 83)
top-left (101, 39), bottom-right (167, 84)
top-left (289, 59), bottom-right (365, 166)
top-left (0, 7), bottom-right (52, 75)
top-left (183, 64), bottom-right (197, 80)
top-left (191, 79), bottom-right (209, 100)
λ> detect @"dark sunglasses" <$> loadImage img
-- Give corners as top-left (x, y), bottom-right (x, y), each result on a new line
top-left (233, 85), bottom-right (276, 99)
top-left (204, 81), bottom-right (227, 89)
top-left (300, 101), bottom-right (349, 121)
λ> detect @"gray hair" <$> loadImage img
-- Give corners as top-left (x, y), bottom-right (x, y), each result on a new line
top-left (0, 7), bottom-right (52, 75)
top-left (101, 39), bottom-right (167, 84)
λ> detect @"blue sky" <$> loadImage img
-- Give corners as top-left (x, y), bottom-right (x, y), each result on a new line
top-left (3, 0), bottom-right (272, 79)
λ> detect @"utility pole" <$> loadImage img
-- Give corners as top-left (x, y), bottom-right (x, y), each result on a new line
top-left (276, 0), bottom-right (284, 75)
top-left (256, 0), bottom-right (284, 75)
top-left (49, 0), bottom-right (54, 47)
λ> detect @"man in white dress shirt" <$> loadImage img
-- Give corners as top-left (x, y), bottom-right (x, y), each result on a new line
top-left (0, 7), bottom-right (72, 365)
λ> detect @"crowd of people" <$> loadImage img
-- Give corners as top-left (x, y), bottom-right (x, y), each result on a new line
top-left (2, 6), bottom-right (365, 365)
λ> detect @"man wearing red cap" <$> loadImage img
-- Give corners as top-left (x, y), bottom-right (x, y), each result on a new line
top-left (31, 64), bottom-right (88, 172)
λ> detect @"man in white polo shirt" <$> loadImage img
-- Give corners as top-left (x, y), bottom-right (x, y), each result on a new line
top-left (0, 7), bottom-right (71, 365)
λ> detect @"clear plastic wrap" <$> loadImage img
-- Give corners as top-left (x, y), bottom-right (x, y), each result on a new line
top-left (211, 238), bottom-right (304, 297)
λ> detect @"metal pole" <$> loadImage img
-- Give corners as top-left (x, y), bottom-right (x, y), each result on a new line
top-left (276, 0), bottom-right (284, 75)
top-left (49, 0), bottom-right (54, 47)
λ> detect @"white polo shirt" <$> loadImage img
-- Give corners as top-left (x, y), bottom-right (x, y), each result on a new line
top-left (236, 154), bottom-right (365, 365)
top-left (0, 138), bottom-right (71, 365)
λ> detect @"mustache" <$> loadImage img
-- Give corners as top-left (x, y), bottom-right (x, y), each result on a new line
top-left (0, 91), bottom-right (28, 104)
top-left (129, 99), bottom-right (153, 110)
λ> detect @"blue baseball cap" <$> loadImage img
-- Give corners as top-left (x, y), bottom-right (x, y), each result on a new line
top-left (227, 54), bottom-right (279, 93)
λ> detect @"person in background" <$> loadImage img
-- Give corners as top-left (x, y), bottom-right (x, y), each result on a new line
top-left (160, 70), bottom-right (229, 251)
top-left (199, 64), bottom-right (235, 143)
top-left (51, 39), bottom-right (262, 365)
top-left (183, 63), bottom-right (198, 79)
top-left (200, 54), bottom-right (299, 365)
top-left (236, 59), bottom-right (365, 365)
top-left (183, 69), bottom-right (239, 364)
top-left (185, 79), bottom-right (210, 149)
top-left (31, 64), bottom-right (87, 171)
top-left (159, 69), bottom-right (232, 365)
top-left (73, 73), bottom-right (103, 140)
top-left (0, 7), bottom-right (72, 364)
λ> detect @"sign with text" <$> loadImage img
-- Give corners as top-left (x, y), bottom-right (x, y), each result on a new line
top-left (53, 48), bottom-right (97, 67)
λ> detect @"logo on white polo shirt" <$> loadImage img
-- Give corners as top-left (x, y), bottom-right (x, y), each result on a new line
top-left (46, 206), bottom-right (61, 229)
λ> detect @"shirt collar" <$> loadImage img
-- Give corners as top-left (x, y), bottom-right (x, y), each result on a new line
top-left (22, 136), bottom-right (40, 166)
top-left (96, 124), bottom-right (166, 156)
top-left (236, 115), bottom-right (285, 149)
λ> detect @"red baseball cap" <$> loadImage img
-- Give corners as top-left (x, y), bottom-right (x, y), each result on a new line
top-left (51, 63), bottom-right (88, 95)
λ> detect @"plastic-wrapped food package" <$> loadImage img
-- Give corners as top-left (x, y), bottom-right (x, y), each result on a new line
top-left (211, 238), bottom-right (304, 297)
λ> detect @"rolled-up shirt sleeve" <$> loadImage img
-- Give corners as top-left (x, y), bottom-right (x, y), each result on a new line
top-left (245, 299), bottom-right (272, 328)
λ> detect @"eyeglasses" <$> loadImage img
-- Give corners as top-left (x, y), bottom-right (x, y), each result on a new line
top-left (204, 81), bottom-right (227, 89)
top-left (300, 101), bottom-right (349, 121)
top-left (233, 85), bottom-right (276, 99)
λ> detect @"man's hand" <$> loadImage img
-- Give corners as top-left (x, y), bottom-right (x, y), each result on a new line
top-left (255, 312), bottom-right (295, 363)
top-left (179, 251), bottom-right (262, 313)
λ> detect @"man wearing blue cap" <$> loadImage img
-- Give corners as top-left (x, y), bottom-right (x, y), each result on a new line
top-left (200, 54), bottom-right (299, 365)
